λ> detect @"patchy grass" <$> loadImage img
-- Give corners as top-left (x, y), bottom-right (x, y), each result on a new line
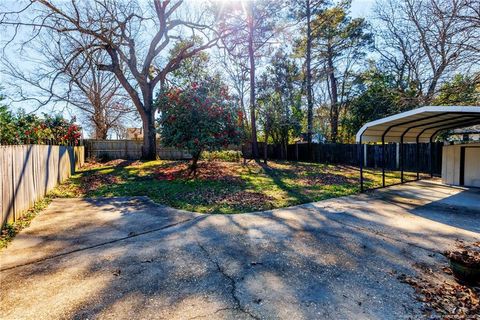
top-left (0, 197), bottom-right (52, 249)
top-left (54, 159), bottom-right (417, 214)
top-left (1, 159), bottom-right (418, 248)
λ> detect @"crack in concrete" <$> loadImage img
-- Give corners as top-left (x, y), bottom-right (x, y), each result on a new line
top-left (187, 307), bottom-right (237, 320)
top-left (197, 242), bottom-right (259, 320)
top-left (0, 215), bottom-right (206, 272)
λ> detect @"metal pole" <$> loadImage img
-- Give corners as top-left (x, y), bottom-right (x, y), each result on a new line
top-left (429, 138), bottom-right (434, 178)
top-left (400, 138), bottom-right (404, 183)
top-left (416, 137), bottom-right (420, 180)
top-left (382, 137), bottom-right (386, 187)
top-left (359, 138), bottom-right (364, 192)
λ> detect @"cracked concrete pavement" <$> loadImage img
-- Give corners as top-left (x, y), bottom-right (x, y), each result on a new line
top-left (1, 181), bottom-right (479, 319)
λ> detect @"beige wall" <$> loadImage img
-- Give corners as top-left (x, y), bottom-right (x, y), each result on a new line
top-left (442, 143), bottom-right (480, 186)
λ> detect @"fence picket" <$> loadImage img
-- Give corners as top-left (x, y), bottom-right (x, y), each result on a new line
top-left (0, 145), bottom-right (84, 227)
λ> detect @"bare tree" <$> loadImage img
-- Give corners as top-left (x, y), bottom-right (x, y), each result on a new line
top-left (2, 30), bottom-right (133, 139)
top-left (216, 0), bottom-right (284, 159)
top-left (217, 52), bottom-right (251, 132)
top-left (375, 0), bottom-right (478, 104)
top-left (1, 0), bottom-right (222, 159)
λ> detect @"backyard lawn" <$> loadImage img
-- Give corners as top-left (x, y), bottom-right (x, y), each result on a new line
top-left (53, 159), bottom-right (417, 214)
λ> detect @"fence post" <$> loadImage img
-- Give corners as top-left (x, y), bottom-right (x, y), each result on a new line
top-left (395, 143), bottom-right (400, 170)
top-left (295, 143), bottom-right (299, 161)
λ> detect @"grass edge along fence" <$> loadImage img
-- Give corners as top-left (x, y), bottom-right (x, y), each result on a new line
top-left (1, 145), bottom-right (84, 227)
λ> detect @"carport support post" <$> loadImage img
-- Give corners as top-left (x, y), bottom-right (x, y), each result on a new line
top-left (429, 139), bottom-right (434, 178)
top-left (359, 139), bottom-right (364, 192)
top-left (400, 137), bottom-right (404, 183)
top-left (416, 137), bottom-right (420, 180)
top-left (382, 137), bottom-right (386, 187)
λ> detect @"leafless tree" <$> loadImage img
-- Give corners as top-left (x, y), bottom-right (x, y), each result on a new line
top-left (217, 51), bottom-right (250, 132)
top-left (1, 0), bottom-right (222, 159)
top-left (2, 29), bottom-right (134, 139)
top-left (374, 0), bottom-right (478, 104)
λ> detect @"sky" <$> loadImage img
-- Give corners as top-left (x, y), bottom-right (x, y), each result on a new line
top-left (351, 0), bottom-right (375, 18)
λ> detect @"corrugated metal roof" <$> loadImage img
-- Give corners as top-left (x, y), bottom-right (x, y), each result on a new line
top-left (356, 106), bottom-right (480, 143)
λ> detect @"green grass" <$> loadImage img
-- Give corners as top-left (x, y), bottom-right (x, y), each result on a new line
top-left (53, 159), bottom-right (417, 214)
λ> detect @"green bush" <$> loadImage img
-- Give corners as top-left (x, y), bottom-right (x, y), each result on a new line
top-left (201, 150), bottom-right (242, 162)
top-left (0, 104), bottom-right (81, 145)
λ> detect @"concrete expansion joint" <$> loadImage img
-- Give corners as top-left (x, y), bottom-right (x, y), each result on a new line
top-left (196, 242), bottom-right (259, 320)
top-left (0, 216), bottom-right (205, 272)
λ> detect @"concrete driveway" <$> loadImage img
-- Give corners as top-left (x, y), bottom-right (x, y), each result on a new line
top-left (1, 181), bottom-right (479, 319)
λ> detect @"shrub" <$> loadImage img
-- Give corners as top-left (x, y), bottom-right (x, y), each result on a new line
top-left (158, 81), bottom-right (242, 173)
top-left (0, 108), bottom-right (81, 146)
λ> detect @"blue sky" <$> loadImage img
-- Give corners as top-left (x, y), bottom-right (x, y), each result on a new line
top-left (351, 0), bottom-right (375, 18)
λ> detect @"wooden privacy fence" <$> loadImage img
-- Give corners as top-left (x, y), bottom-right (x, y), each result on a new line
top-left (251, 142), bottom-right (443, 175)
top-left (0, 145), bottom-right (84, 227)
top-left (83, 139), bottom-right (192, 160)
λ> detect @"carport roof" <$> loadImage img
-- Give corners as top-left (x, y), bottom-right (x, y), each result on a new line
top-left (356, 106), bottom-right (480, 143)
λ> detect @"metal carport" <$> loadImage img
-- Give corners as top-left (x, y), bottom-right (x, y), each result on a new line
top-left (356, 106), bottom-right (480, 191)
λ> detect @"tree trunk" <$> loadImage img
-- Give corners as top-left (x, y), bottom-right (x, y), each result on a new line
top-left (327, 47), bottom-right (339, 143)
top-left (141, 108), bottom-right (157, 160)
top-left (264, 131), bottom-right (268, 164)
top-left (95, 126), bottom-right (108, 140)
top-left (189, 151), bottom-right (201, 176)
top-left (248, 2), bottom-right (259, 159)
top-left (306, 0), bottom-right (314, 159)
top-left (92, 109), bottom-right (109, 139)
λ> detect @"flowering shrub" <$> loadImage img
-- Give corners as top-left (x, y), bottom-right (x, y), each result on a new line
top-left (0, 107), bottom-right (81, 146)
top-left (157, 81), bottom-right (242, 173)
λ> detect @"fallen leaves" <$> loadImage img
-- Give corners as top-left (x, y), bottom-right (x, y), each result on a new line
top-left (398, 274), bottom-right (480, 318)
top-left (185, 189), bottom-right (274, 211)
top-left (81, 173), bottom-right (121, 194)
top-left (445, 242), bottom-right (480, 267)
top-left (155, 161), bottom-right (242, 183)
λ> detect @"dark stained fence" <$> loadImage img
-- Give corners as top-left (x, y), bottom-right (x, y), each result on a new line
top-left (257, 142), bottom-right (443, 175)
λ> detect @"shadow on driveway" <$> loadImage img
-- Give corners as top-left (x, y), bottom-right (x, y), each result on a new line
top-left (0, 181), bottom-right (479, 319)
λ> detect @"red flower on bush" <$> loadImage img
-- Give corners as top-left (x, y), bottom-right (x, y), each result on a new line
top-left (158, 82), bottom-right (243, 173)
